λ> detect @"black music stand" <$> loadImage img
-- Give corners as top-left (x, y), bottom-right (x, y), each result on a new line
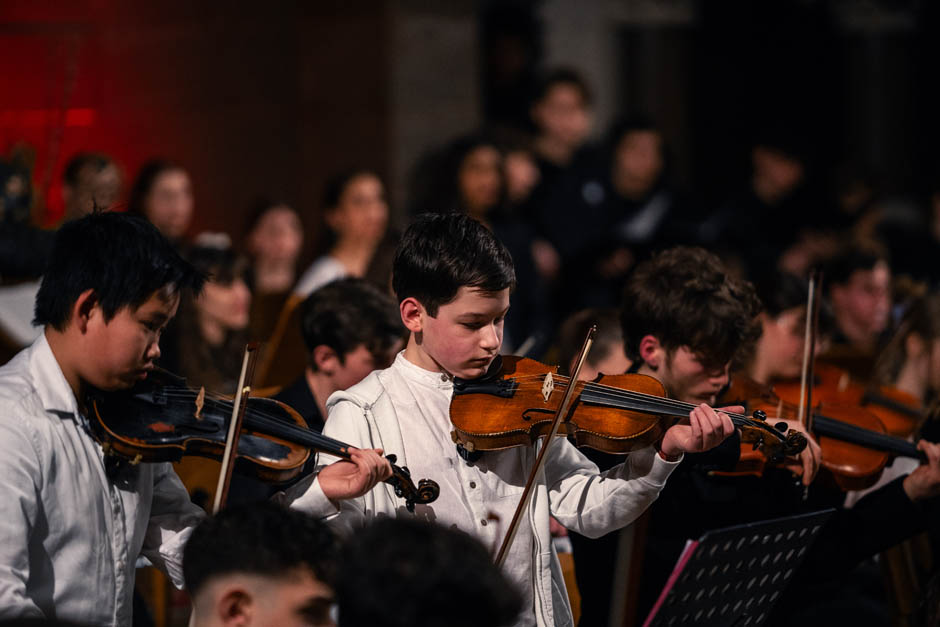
top-left (642, 509), bottom-right (835, 627)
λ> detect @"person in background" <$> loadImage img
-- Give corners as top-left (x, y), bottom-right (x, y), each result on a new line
top-left (821, 242), bottom-right (892, 379)
top-left (528, 68), bottom-right (594, 192)
top-left (184, 503), bottom-right (338, 627)
top-left (243, 199), bottom-right (304, 342)
top-left (541, 117), bottom-right (680, 311)
top-left (439, 135), bottom-right (553, 356)
top-left (158, 236), bottom-right (251, 394)
top-left (335, 518), bottom-right (523, 627)
top-left (61, 152), bottom-right (123, 221)
top-left (127, 159), bottom-right (194, 245)
top-left (555, 307), bottom-right (631, 381)
top-left (293, 169), bottom-right (394, 299)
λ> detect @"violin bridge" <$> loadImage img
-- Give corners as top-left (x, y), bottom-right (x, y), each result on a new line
top-left (542, 372), bottom-right (554, 403)
top-left (194, 386), bottom-right (205, 420)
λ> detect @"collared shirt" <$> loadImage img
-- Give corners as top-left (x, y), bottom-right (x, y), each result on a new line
top-left (0, 333), bottom-right (204, 625)
top-left (383, 354), bottom-right (539, 625)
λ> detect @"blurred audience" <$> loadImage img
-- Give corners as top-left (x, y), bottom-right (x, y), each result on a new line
top-left (243, 199), bottom-right (304, 342)
top-left (821, 243), bottom-right (892, 378)
top-left (61, 152), bottom-right (122, 220)
top-left (128, 159), bottom-right (194, 245)
top-left (159, 235), bottom-right (250, 393)
top-left (294, 169), bottom-right (394, 298)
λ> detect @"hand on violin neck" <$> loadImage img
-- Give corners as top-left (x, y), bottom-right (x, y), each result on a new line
top-left (658, 404), bottom-right (738, 458)
top-left (318, 447), bottom-right (393, 505)
top-left (903, 440), bottom-right (940, 502)
top-left (774, 419), bottom-right (822, 486)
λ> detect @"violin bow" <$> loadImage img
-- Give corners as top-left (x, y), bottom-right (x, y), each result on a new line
top-left (211, 342), bottom-right (261, 514)
top-left (797, 270), bottom-right (822, 434)
top-left (494, 326), bottom-right (596, 568)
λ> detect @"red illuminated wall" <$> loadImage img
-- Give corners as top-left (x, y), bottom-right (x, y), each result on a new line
top-left (0, 1), bottom-right (389, 250)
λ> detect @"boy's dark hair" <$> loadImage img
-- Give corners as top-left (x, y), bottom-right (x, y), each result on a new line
top-left (183, 502), bottom-right (337, 596)
top-left (392, 213), bottom-right (515, 316)
top-left (621, 247), bottom-right (761, 370)
top-left (824, 241), bottom-right (890, 288)
top-left (532, 67), bottom-right (593, 108)
top-left (556, 307), bottom-right (624, 376)
top-left (301, 278), bottom-right (403, 369)
top-left (336, 518), bottom-right (522, 627)
top-left (33, 212), bottom-right (204, 330)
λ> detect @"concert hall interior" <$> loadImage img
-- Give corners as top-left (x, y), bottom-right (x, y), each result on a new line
top-left (2, 1), bottom-right (940, 626)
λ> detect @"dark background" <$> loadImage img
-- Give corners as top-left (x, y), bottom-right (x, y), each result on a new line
top-left (2, 0), bottom-right (938, 239)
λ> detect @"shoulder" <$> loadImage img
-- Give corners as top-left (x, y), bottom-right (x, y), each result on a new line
top-left (294, 256), bottom-right (347, 297)
top-left (327, 368), bottom-right (390, 411)
top-left (0, 347), bottom-right (37, 404)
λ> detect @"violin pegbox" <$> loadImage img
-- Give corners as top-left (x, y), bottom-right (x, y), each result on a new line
top-left (542, 372), bottom-right (554, 403)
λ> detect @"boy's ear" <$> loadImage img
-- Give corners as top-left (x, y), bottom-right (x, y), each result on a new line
top-left (400, 297), bottom-right (424, 334)
top-left (71, 288), bottom-right (100, 334)
top-left (216, 585), bottom-right (252, 627)
top-left (311, 345), bottom-right (340, 374)
top-left (638, 335), bottom-right (663, 370)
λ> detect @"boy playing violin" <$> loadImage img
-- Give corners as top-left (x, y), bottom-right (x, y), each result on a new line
top-left (0, 212), bottom-right (386, 625)
top-left (288, 213), bottom-right (736, 627)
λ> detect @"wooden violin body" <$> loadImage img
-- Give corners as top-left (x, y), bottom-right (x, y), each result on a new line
top-left (451, 356), bottom-right (806, 461)
top-left (723, 374), bottom-right (925, 491)
top-left (773, 363), bottom-right (925, 438)
top-left (452, 356), bottom-right (668, 454)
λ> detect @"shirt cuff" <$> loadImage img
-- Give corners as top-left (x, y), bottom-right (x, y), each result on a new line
top-left (278, 474), bottom-right (341, 520)
top-left (631, 445), bottom-right (682, 487)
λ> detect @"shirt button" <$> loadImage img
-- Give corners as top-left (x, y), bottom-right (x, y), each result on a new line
top-left (469, 481), bottom-right (476, 489)
top-left (481, 519), bottom-right (488, 526)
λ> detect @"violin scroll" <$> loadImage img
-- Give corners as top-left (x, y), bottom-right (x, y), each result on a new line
top-left (738, 409), bottom-right (808, 465)
top-left (384, 454), bottom-right (440, 513)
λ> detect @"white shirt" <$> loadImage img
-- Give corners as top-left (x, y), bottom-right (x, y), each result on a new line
top-left (293, 256), bottom-right (347, 298)
top-left (376, 354), bottom-right (539, 624)
top-left (288, 352), bottom-right (681, 627)
top-left (0, 333), bottom-right (205, 625)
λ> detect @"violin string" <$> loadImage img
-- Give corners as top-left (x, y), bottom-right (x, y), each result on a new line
top-left (501, 376), bottom-right (754, 422)
top-left (153, 388), bottom-right (350, 453)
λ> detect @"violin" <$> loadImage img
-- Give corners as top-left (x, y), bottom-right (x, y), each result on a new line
top-left (450, 355), bottom-right (807, 463)
top-left (87, 368), bottom-right (440, 512)
top-left (772, 363), bottom-right (925, 439)
top-left (722, 374), bottom-right (926, 491)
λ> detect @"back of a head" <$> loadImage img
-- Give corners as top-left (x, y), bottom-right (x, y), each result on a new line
top-left (392, 213), bottom-right (515, 316)
top-left (183, 502), bottom-right (337, 600)
top-left (335, 518), bottom-right (522, 627)
top-left (300, 277), bottom-right (402, 362)
top-left (33, 211), bottom-right (204, 330)
top-left (556, 307), bottom-right (623, 376)
top-left (621, 246), bottom-right (761, 369)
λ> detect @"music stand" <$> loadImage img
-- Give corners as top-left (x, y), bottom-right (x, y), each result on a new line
top-left (643, 509), bottom-right (834, 627)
